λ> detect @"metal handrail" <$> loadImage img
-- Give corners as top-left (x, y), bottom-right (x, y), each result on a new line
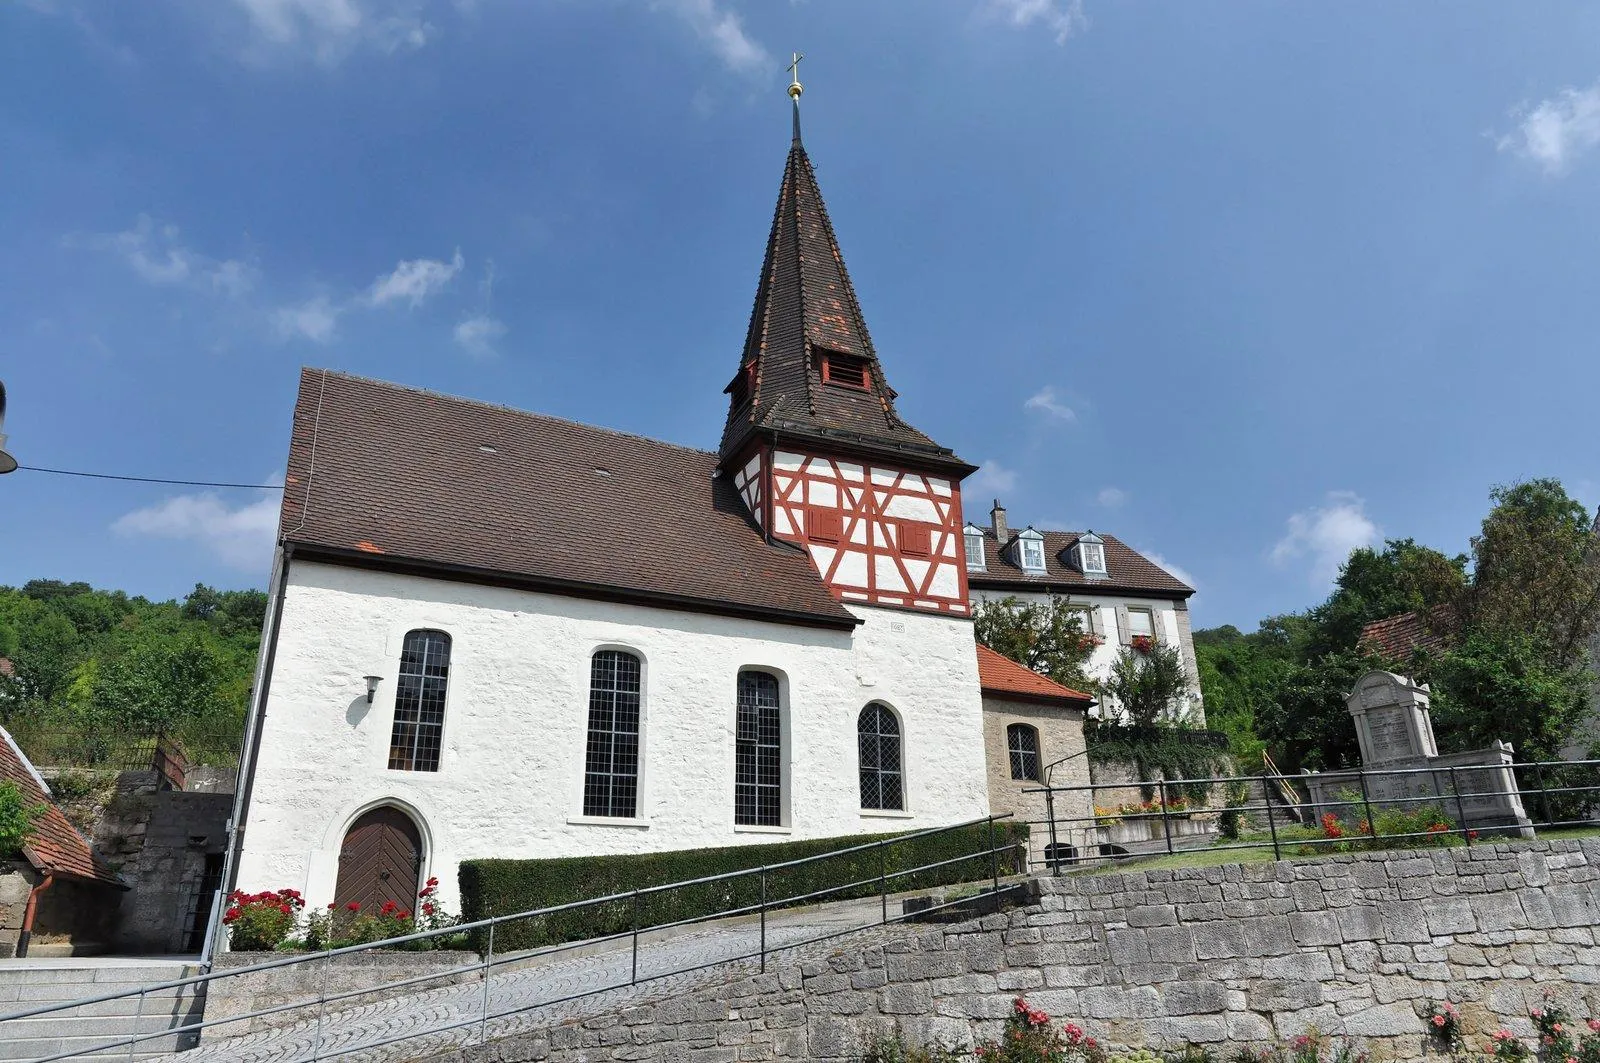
top-left (1021, 756), bottom-right (1598, 870)
top-left (1, 815), bottom-right (1021, 1062)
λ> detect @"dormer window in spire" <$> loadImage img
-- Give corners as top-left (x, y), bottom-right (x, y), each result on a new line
top-left (1017, 528), bottom-right (1046, 574)
top-left (819, 351), bottom-right (871, 391)
top-left (1073, 531), bottom-right (1108, 579)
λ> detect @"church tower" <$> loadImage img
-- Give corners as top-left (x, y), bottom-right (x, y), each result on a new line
top-left (720, 69), bottom-right (977, 616)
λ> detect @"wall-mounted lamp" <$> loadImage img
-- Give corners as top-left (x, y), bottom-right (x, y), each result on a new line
top-left (364, 675), bottom-right (383, 704)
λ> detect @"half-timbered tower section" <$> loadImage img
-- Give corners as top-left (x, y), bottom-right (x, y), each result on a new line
top-left (720, 111), bottom-right (975, 616)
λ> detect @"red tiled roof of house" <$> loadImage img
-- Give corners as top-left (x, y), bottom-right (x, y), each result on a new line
top-left (1359, 605), bottom-right (1460, 661)
top-left (976, 644), bottom-right (1095, 706)
top-left (0, 728), bottom-right (122, 887)
top-left (0, 657), bottom-right (12, 677)
top-left (967, 527), bottom-right (1194, 600)
top-left (279, 369), bottom-right (858, 630)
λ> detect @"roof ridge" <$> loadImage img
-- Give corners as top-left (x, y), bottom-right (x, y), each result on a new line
top-left (308, 368), bottom-right (719, 460)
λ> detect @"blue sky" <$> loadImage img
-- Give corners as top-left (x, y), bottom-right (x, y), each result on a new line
top-left (3, 1), bottom-right (1599, 631)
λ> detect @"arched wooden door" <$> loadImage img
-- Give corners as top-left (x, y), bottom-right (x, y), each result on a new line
top-left (333, 807), bottom-right (423, 914)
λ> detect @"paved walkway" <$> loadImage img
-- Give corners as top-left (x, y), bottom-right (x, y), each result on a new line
top-left (158, 894), bottom-right (902, 1063)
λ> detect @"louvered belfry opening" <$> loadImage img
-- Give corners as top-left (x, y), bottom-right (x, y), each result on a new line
top-left (333, 806), bottom-right (423, 915)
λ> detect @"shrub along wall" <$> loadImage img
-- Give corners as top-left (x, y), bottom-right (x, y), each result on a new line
top-left (458, 822), bottom-right (1028, 953)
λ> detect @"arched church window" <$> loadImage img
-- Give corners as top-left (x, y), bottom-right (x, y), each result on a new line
top-left (388, 630), bottom-right (451, 772)
top-left (735, 671), bottom-right (782, 826)
top-left (1007, 723), bottom-right (1041, 781)
top-left (857, 703), bottom-right (904, 811)
top-left (583, 650), bottom-right (643, 818)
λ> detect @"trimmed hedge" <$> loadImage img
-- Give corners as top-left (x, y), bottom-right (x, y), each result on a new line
top-left (459, 821), bottom-right (1028, 953)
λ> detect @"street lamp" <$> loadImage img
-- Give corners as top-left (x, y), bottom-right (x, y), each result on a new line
top-left (0, 381), bottom-right (15, 475)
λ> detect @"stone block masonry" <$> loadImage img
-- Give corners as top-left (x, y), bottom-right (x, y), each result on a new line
top-left (427, 838), bottom-right (1600, 1063)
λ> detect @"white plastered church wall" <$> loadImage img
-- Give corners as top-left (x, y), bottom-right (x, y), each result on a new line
top-left (236, 561), bottom-right (990, 914)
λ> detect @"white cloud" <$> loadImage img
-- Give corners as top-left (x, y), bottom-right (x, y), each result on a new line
top-left (985, 0), bottom-right (1088, 45)
top-left (1024, 386), bottom-right (1076, 423)
top-left (273, 295), bottom-right (340, 342)
top-left (112, 484), bottom-right (280, 569)
top-left (84, 216), bottom-right (256, 296)
top-left (966, 459), bottom-right (1019, 500)
top-left (656, 0), bottom-right (771, 75)
top-left (228, 0), bottom-right (432, 65)
top-left (1140, 549), bottom-right (1198, 592)
top-left (1271, 491), bottom-right (1381, 587)
top-left (1095, 487), bottom-right (1127, 509)
top-left (366, 250), bottom-right (464, 308)
top-left (453, 314), bottom-right (506, 357)
top-left (1498, 81), bottom-right (1600, 177)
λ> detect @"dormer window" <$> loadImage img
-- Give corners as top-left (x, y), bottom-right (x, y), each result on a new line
top-left (726, 361), bottom-right (755, 407)
top-left (820, 351), bottom-right (871, 390)
top-left (963, 524), bottom-right (986, 571)
top-left (1074, 531), bottom-right (1108, 578)
top-left (1017, 528), bottom-right (1046, 574)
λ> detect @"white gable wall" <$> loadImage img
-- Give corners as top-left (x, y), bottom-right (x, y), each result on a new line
top-left (237, 561), bottom-right (990, 915)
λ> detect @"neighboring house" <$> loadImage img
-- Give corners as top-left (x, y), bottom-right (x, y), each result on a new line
top-left (0, 726), bottom-right (125, 957)
top-left (975, 644), bottom-right (1095, 864)
top-left (965, 502), bottom-right (1203, 725)
top-left (231, 99), bottom-right (1009, 920)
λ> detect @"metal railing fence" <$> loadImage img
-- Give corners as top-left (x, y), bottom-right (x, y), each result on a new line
top-left (1020, 757), bottom-right (1600, 874)
top-left (0, 814), bottom-right (1023, 1063)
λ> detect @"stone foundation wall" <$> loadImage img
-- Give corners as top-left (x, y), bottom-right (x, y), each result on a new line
top-left (431, 838), bottom-right (1600, 1062)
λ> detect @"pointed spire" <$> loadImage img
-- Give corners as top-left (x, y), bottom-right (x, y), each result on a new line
top-left (717, 77), bottom-right (969, 475)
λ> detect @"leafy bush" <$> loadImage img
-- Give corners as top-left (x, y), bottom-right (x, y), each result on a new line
top-left (459, 822), bottom-right (1028, 953)
top-left (0, 781), bottom-right (46, 858)
top-left (1086, 723), bottom-right (1231, 804)
top-left (224, 888), bottom-right (304, 951)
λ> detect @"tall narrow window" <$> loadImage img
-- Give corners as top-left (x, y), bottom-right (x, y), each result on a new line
top-left (388, 630), bottom-right (450, 772)
top-left (735, 671), bottom-right (782, 826)
top-left (857, 703), bottom-right (904, 811)
top-left (1007, 723), bottom-right (1041, 781)
top-left (583, 650), bottom-right (642, 818)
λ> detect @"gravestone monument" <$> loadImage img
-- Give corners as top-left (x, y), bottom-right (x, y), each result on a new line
top-left (1303, 669), bottom-right (1534, 837)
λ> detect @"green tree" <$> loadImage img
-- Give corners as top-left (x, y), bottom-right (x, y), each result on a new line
top-left (1098, 643), bottom-right (1191, 727)
top-left (1303, 539), bottom-right (1467, 659)
top-left (94, 632), bottom-right (229, 731)
top-left (1430, 630), bottom-right (1594, 761)
top-left (972, 595), bottom-right (1098, 692)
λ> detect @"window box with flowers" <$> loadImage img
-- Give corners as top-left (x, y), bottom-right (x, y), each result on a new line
top-left (1128, 634), bottom-right (1155, 655)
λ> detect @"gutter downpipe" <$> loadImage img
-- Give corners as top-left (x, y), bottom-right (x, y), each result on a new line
top-left (16, 873), bottom-right (54, 958)
top-left (200, 542), bottom-right (293, 969)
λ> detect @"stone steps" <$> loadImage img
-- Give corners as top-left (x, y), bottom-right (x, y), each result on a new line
top-left (0, 960), bottom-right (203, 1061)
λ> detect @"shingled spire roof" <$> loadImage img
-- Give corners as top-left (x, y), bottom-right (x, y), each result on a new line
top-left (718, 108), bottom-right (971, 475)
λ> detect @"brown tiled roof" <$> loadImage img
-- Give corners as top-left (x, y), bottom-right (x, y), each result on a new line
top-left (0, 729), bottom-right (122, 887)
top-left (1359, 605), bottom-right (1460, 661)
top-left (279, 370), bottom-right (857, 629)
top-left (976, 644), bottom-right (1094, 705)
top-left (719, 129), bottom-right (968, 473)
top-left (966, 527), bottom-right (1194, 600)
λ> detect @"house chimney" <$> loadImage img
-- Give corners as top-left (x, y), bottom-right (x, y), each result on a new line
top-left (990, 500), bottom-right (1008, 544)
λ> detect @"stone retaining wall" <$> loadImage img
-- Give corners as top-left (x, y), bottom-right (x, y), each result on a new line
top-left (431, 838), bottom-right (1600, 1062)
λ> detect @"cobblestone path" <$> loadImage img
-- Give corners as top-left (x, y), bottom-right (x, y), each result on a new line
top-left (160, 896), bottom-right (895, 1063)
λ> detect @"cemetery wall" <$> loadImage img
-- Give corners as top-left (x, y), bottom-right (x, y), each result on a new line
top-left (428, 838), bottom-right (1600, 1063)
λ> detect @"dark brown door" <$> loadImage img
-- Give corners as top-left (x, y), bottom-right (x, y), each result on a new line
top-left (334, 807), bottom-right (423, 915)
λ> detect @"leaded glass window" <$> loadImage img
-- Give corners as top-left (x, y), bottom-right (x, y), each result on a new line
top-left (583, 650), bottom-right (642, 818)
top-left (1007, 723), bottom-right (1040, 781)
top-left (735, 671), bottom-right (782, 826)
top-left (858, 703), bottom-right (904, 810)
top-left (388, 630), bottom-right (450, 772)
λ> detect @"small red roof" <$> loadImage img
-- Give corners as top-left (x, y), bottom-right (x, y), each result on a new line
top-left (1359, 605), bottom-right (1459, 661)
top-left (976, 644), bottom-right (1095, 705)
top-left (0, 728), bottom-right (122, 887)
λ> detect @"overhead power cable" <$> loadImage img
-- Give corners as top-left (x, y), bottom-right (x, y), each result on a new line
top-left (15, 465), bottom-right (285, 490)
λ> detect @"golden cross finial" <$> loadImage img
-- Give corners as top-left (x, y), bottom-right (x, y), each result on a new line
top-left (786, 51), bottom-right (804, 99)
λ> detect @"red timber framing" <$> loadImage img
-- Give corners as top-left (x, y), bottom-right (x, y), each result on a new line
top-left (759, 448), bottom-right (970, 616)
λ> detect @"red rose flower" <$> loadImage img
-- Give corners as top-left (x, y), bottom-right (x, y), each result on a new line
top-left (346, 902), bottom-right (361, 912)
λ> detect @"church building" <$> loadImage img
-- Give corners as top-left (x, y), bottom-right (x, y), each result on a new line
top-left (229, 84), bottom-right (1185, 919)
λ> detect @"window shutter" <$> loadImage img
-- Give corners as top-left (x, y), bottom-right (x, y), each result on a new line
top-left (899, 522), bottom-right (931, 557)
top-left (1114, 606), bottom-right (1129, 645)
top-left (808, 508), bottom-right (843, 543)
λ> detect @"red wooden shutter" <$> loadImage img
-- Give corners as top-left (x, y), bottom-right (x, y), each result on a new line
top-left (900, 522), bottom-right (931, 556)
top-left (808, 508), bottom-right (843, 543)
